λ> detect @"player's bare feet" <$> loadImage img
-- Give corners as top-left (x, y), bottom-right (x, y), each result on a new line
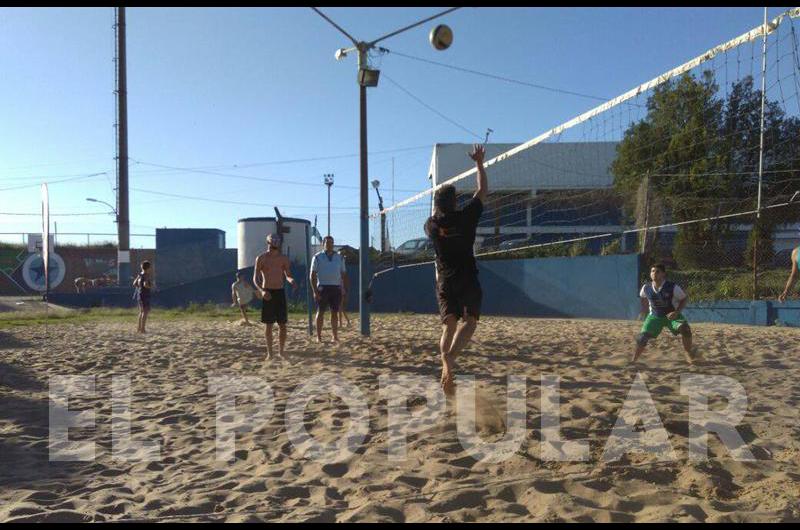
top-left (685, 346), bottom-right (702, 365)
top-left (441, 352), bottom-right (456, 397)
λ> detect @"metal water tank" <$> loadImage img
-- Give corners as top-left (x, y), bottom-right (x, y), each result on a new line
top-left (237, 217), bottom-right (311, 271)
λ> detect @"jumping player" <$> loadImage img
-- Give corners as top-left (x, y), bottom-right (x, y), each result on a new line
top-left (424, 144), bottom-right (488, 396)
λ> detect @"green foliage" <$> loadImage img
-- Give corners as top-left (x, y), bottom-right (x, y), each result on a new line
top-left (744, 221), bottom-right (775, 269)
top-left (668, 268), bottom-right (787, 301)
top-left (611, 72), bottom-right (800, 256)
top-left (600, 238), bottom-right (622, 256)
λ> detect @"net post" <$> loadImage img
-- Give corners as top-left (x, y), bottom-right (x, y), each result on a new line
top-left (305, 223), bottom-right (313, 337)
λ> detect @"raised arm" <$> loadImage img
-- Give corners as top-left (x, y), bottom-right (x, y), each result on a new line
top-left (779, 248), bottom-right (799, 303)
top-left (469, 144), bottom-right (488, 204)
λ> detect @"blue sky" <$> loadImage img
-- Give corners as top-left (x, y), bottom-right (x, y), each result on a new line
top-left (0, 7), bottom-right (790, 248)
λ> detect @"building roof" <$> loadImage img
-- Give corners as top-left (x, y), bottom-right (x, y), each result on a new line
top-left (237, 217), bottom-right (311, 225)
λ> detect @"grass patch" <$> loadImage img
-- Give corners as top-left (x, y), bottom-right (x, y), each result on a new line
top-left (0, 302), bottom-right (308, 329)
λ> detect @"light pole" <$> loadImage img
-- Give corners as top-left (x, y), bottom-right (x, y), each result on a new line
top-left (371, 179), bottom-right (386, 253)
top-left (312, 7), bottom-right (461, 337)
top-left (87, 198), bottom-right (118, 253)
top-left (87, 198), bottom-right (119, 221)
top-left (114, 7), bottom-right (131, 287)
top-left (324, 173), bottom-right (334, 237)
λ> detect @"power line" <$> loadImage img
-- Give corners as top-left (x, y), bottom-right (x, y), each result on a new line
top-left (0, 157), bottom-right (110, 172)
top-left (130, 187), bottom-right (361, 210)
top-left (382, 74), bottom-right (484, 140)
top-left (0, 170), bottom-right (111, 184)
top-left (126, 145), bottom-right (431, 176)
top-left (0, 146), bottom-right (431, 183)
top-left (128, 159), bottom-right (422, 193)
top-left (381, 48), bottom-right (645, 106)
top-left (0, 172), bottom-right (110, 192)
top-left (0, 211), bottom-right (112, 217)
top-left (207, 144), bottom-right (431, 169)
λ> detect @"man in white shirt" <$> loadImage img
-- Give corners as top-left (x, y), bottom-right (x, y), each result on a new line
top-left (310, 235), bottom-right (348, 343)
top-left (231, 271), bottom-right (254, 325)
top-left (633, 262), bottom-right (698, 365)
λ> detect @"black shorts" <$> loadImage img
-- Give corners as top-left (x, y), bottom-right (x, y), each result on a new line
top-left (138, 291), bottom-right (151, 311)
top-left (317, 285), bottom-right (342, 313)
top-left (436, 273), bottom-right (482, 323)
top-left (261, 289), bottom-right (288, 324)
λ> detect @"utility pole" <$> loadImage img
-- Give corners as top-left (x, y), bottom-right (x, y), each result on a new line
top-left (115, 7), bottom-right (131, 287)
top-left (312, 7), bottom-right (460, 336)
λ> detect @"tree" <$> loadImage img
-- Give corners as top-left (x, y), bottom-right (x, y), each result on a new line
top-left (612, 72), bottom-right (800, 270)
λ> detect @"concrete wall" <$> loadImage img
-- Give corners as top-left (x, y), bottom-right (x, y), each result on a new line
top-left (685, 300), bottom-right (800, 327)
top-left (155, 244), bottom-right (236, 289)
top-left (369, 254), bottom-right (641, 320)
top-left (0, 247), bottom-right (155, 296)
top-left (44, 250), bottom-right (800, 328)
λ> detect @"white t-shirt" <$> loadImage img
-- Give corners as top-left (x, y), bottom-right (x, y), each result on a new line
top-left (639, 281), bottom-right (686, 315)
top-left (233, 281), bottom-right (254, 305)
top-left (311, 251), bottom-right (346, 287)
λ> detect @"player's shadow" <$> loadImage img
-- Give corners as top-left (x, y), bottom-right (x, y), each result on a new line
top-left (0, 361), bottom-right (46, 392)
top-left (0, 372), bottom-right (110, 494)
top-left (0, 331), bottom-right (33, 350)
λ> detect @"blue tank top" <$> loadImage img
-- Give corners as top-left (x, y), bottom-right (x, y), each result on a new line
top-left (642, 280), bottom-right (677, 317)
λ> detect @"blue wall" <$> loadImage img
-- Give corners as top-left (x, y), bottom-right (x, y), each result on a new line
top-left (46, 251), bottom-right (800, 328)
top-left (369, 254), bottom-right (641, 320)
top-left (685, 300), bottom-right (800, 327)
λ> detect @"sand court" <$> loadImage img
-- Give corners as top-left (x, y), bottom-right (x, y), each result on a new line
top-left (1, 314), bottom-right (800, 522)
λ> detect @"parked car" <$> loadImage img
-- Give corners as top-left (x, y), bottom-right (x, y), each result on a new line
top-left (498, 235), bottom-right (531, 250)
top-left (394, 237), bottom-right (434, 257)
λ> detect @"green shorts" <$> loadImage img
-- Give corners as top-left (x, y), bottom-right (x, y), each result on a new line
top-left (641, 313), bottom-right (689, 338)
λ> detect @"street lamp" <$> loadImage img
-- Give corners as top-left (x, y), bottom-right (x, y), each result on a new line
top-left (324, 173), bottom-right (334, 237)
top-left (371, 180), bottom-right (386, 253)
top-left (86, 197), bottom-right (118, 221)
top-left (312, 7), bottom-right (461, 337)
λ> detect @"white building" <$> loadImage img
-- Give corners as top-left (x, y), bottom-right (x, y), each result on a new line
top-left (427, 142), bottom-right (626, 248)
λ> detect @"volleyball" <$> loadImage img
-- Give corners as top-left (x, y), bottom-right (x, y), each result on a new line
top-left (429, 24), bottom-right (453, 51)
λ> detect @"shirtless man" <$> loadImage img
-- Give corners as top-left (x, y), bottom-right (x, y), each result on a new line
top-left (253, 233), bottom-right (297, 360)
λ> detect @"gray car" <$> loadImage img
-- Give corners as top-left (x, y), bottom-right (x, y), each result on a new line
top-left (394, 237), bottom-right (434, 256)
